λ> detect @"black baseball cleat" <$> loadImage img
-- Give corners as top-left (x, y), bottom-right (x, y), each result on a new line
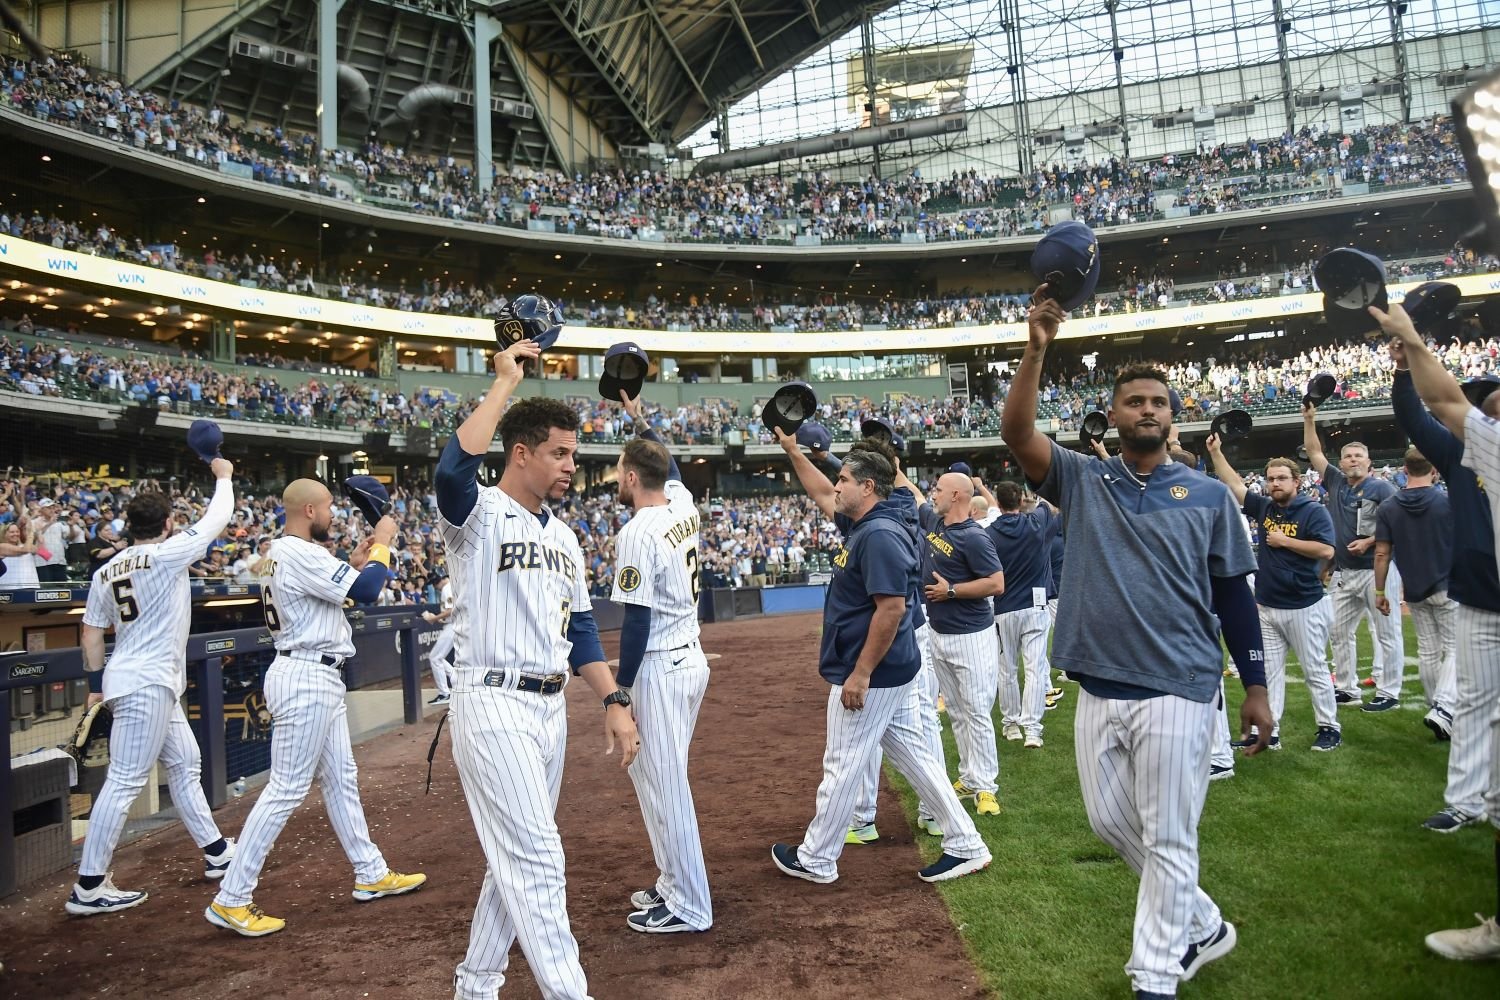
top-left (917, 852), bottom-right (992, 883)
top-left (1362, 696), bottom-right (1400, 713)
top-left (771, 843), bottom-right (835, 884)
top-left (627, 902), bottom-right (702, 933)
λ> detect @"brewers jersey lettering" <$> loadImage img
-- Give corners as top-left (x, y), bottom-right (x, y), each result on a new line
top-left (262, 536), bottom-right (361, 658)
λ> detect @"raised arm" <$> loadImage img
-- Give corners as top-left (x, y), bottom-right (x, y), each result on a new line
top-left (1370, 303), bottom-right (1471, 440)
top-left (1001, 288), bottom-right (1064, 485)
top-left (1389, 344), bottom-right (1462, 468)
top-left (1301, 402), bottom-right (1329, 477)
top-left (620, 390), bottom-right (681, 481)
top-left (437, 341), bottom-right (539, 523)
top-left (1203, 434), bottom-right (1248, 505)
top-left (775, 428), bottom-right (836, 518)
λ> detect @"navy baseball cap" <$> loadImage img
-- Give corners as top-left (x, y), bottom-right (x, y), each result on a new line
top-left (599, 341), bottom-right (649, 402)
top-left (1210, 408), bottom-right (1253, 443)
top-left (795, 421), bottom-right (832, 452)
top-left (187, 419), bottom-right (222, 463)
top-left (1462, 373), bottom-right (1500, 407)
top-left (1303, 373), bottom-right (1338, 408)
top-left (1401, 281), bottom-right (1461, 335)
top-left (1079, 410), bottom-right (1109, 450)
top-left (947, 462), bottom-right (973, 477)
top-left (1315, 248), bottom-right (1387, 336)
top-left (860, 417), bottom-right (897, 443)
top-left (1031, 221), bottom-right (1102, 311)
top-left (764, 381), bottom-right (817, 438)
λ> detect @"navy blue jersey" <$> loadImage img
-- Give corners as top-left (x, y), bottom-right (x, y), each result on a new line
top-left (1037, 442), bottom-right (1257, 703)
top-left (891, 486), bottom-right (927, 631)
top-left (823, 499), bottom-right (920, 688)
top-left (1320, 463), bottom-right (1396, 571)
top-left (1375, 486), bottom-right (1454, 603)
top-left (1242, 492), bottom-right (1334, 610)
top-left (917, 504), bottom-right (1004, 634)
top-left (986, 510), bottom-right (1055, 615)
top-left (1392, 371), bottom-right (1500, 611)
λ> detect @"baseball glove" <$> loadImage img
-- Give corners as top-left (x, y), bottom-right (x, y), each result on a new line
top-left (63, 701), bottom-right (113, 771)
top-left (494, 294), bottom-right (564, 352)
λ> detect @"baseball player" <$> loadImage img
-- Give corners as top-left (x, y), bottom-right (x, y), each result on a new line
top-left (914, 472), bottom-right (1005, 814)
top-left (422, 575), bottom-right (456, 704)
top-left (1206, 438), bottom-right (1341, 752)
top-left (1003, 288), bottom-right (1273, 997)
top-left (1389, 339), bottom-right (1500, 834)
top-left (66, 458), bottom-right (238, 916)
top-left (772, 432), bottom-right (991, 884)
top-left (1303, 403), bottom-right (1405, 710)
top-left (1374, 447), bottom-right (1461, 739)
top-left (986, 481), bottom-right (1058, 748)
top-left (436, 340), bottom-right (638, 1000)
top-left (206, 479), bottom-right (426, 937)
top-left (1370, 302), bottom-right (1500, 961)
top-left (611, 391), bottom-right (712, 933)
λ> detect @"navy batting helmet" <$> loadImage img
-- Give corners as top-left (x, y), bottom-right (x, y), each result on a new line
top-left (495, 294), bottom-right (564, 352)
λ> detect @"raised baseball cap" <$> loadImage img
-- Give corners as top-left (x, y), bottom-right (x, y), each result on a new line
top-left (1031, 221), bottom-right (1102, 311)
top-left (1079, 410), bottom-right (1109, 450)
top-left (795, 421), bottom-right (832, 453)
top-left (1400, 281), bottom-right (1461, 335)
top-left (187, 418), bottom-right (223, 463)
top-left (1210, 408), bottom-right (1253, 443)
top-left (1303, 373), bottom-right (1338, 408)
top-left (599, 341), bottom-right (649, 403)
top-left (1315, 248), bottom-right (1387, 336)
top-left (1462, 373), bottom-right (1500, 407)
top-left (763, 381), bottom-right (817, 439)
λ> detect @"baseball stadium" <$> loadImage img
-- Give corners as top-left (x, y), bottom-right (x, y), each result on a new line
top-left (1, 0), bottom-right (1500, 996)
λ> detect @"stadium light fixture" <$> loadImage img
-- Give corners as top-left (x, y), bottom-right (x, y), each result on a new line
top-left (1455, 68), bottom-right (1500, 252)
top-left (197, 197), bottom-right (206, 203)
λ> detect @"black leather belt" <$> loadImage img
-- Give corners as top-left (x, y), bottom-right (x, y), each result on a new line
top-left (483, 670), bottom-right (566, 695)
top-left (278, 651), bottom-right (343, 667)
top-left (670, 640), bottom-right (700, 653)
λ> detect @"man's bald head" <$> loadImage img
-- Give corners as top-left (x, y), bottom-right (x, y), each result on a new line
top-left (937, 472), bottom-right (975, 500)
top-left (283, 478), bottom-right (330, 509)
top-left (932, 472), bottom-right (976, 519)
top-left (969, 495), bottom-right (990, 520)
top-left (283, 478), bottom-right (334, 543)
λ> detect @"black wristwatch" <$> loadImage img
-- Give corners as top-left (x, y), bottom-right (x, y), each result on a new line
top-left (603, 690), bottom-right (632, 710)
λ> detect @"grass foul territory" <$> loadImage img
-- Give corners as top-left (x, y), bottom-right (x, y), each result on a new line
top-left (892, 625), bottom-right (1500, 999)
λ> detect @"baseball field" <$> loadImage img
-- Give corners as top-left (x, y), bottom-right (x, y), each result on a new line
top-left (1, 612), bottom-right (1497, 999)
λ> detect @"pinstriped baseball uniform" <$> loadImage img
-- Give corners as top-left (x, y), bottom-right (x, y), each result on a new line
top-left (441, 484), bottom-right (595, 1000)
top-left (1038, 441), bottom-right (1257, 996)
top-left (78, 479), bottom-right (235, 878)
top-left (213, 536), bottom-right (390, 909)
top-left (611, 479), bottom-right (712, 930)
top-left (1321, 463), bottom-right (1405, 700)
top-left (1374, 486), bottom-right (1460, 714)
top-left (428, 581), bottom-right (456, 697)
top-left (989, 507), bottom-right (1056, 741)
top-left (1462, 407), bottom-right (1500, 826)
top-left (1241, 491), bottom-right (1340, 740)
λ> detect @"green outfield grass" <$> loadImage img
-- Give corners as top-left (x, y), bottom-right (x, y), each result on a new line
top-left (891, 625), bottom-right (1500, 1000)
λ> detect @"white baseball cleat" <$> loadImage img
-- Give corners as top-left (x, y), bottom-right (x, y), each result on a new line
top-left (1425, 914), bottom-right (1500, 961)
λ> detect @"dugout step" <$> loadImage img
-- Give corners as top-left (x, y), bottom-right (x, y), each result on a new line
top-left (9, 756), bottom-right (71, 891)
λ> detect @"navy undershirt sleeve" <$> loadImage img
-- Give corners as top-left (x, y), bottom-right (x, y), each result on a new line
top-left (1211, 573), bottom-right (1266, 689)
top-left (435, 436), bottom-right (483, 525)
top-left (566, 610), bottom-right (606, 673)
top-left (346, 563), bottom-right (388, 604)
top-left (616, 604), bottom-right (652, 688)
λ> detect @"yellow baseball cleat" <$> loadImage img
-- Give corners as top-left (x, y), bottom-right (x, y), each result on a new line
top-left (205, 901), bottom-right (286, 937)
top-left (975, 791), bottom-right (1002, 816)
top-left (952, 779), bottom-right (977, 800)
top-left (353, 869), bottom-right (427, 901)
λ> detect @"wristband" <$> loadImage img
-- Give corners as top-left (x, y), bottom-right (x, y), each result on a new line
top-left (368, 543), bottom-right (391, 568)
top-left (1374, 589), bottom-right (1385, 597)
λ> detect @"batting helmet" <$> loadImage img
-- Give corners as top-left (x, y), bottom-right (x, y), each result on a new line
top-left (344, 476), bottom-right (391, 525)
top-left (494, 294), bottom-right (564, 352)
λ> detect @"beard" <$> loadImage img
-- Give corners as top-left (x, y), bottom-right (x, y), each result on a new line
top-left (310, 519), bottom-right (331, 543)
top-left (1117, 422), bottom-right (1167, 451)
top-left (616, 485), bottom-right (632, 508)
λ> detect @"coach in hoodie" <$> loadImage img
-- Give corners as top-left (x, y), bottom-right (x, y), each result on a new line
top-left (770, 433), bottom-right (991, 885)
top-left (1375, 447), bottom-right (1460, 743)
top-left (1391, 348), bottom-right (1500, 833)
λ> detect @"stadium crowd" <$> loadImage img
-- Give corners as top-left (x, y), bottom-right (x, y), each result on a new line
top-left (0, 53), bottom-right (1469, 253)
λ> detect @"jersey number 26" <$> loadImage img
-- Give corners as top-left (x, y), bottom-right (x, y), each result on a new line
top-left (262, 584), bottom-right (283, 633)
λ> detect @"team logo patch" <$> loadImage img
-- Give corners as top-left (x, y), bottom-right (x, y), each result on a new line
top-left (618, 566), bottom-right (642, 592)
top-left (1170, 485), bottom-right (1189, 500)
top-left (498, 318), bottom-right (526, 345)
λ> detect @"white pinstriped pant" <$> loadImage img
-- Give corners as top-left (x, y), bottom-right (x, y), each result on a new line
top-left (214, 658), bottom-right (386, 907)
top-left (800, 676), bottom-right (987, 880)
top-left (1446, 604), bottom-right (1500, 821)
top-left (629, 646), bottom-right (712, 929)
top-left (428, 624), bottom-right (456, 696)
top-left (1211, 680), bottom-right (1234, 770)
top-left (451, 684), bottom-right (591, 1000)
top-left (997, 606), bottom-right (1052, 735)
top-left (1406, 591), bottom-right (1459, 711)
top-left (1075, 688), bottom-right (1222, 995)
top-left (79, 684), bottom-right (223, 877)
top-left (851, 622), bottom-right (942, 827)
top-left (1260, 602), bottom-right (1339, 737)
top-left (929, 626), bottom-right (1000, 794)
top-left (1331, 567), bottom-right (1405, 700)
